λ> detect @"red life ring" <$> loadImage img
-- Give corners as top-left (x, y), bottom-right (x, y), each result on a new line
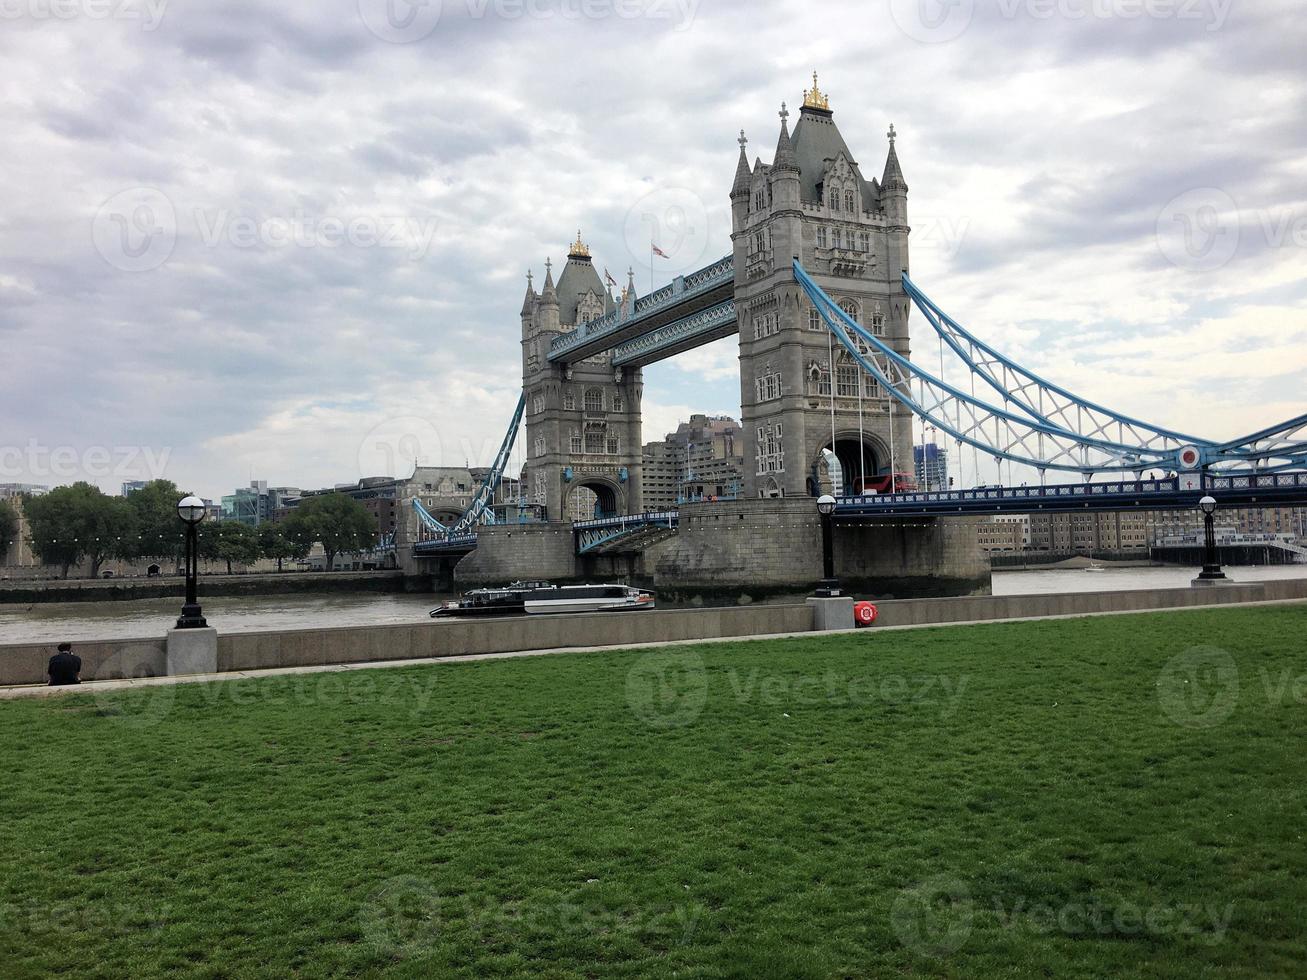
top-left (854, 601), bottom-right (878, 627)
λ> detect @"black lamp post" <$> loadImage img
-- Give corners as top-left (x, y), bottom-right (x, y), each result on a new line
top-left (176, 495), bottom-right (208, 629)
top-left (1195, 494), bottom-right (1226, 583)
top-left (816, 493), bottom-right (840, 597)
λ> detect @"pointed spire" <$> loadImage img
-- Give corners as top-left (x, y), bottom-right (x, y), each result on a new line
top-left (882, 123), bottom-right (907, 191)
top-left (731, 129), bottom-right (751, 197)
top-left (540, 259), bottom-right (558, 304)
top-left (520, 269), bottom-right (536, 317)
top-left (773, 102), bottom-right (798, 172)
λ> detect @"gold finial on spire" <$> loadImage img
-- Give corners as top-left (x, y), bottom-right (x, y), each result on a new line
top-left (568, 229), bottom-right (591, 258)
top-left (803, 71), bottom-right (830, 111)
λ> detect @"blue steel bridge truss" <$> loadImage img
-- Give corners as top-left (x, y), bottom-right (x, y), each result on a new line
top-left (410, 258), bottom-right (1306, 556)
top-left (795, 261), bottom-right (1307, 478)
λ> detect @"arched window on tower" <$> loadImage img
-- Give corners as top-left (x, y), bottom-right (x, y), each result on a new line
top-left (584, 388), bottom-right (603, 414)
top-left (827, 188), bottom-right (839, 211)
top-left (845, 189), bottom-right (856, 212)
top-left (838, 299), bottom-right (860, 324)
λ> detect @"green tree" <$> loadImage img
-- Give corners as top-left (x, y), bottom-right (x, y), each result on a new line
top-left (285, 494), bottom-right (376, 572)
top-left (124, 479), bottom-right (189, 563)
top-left (23, 483), bottom-right (137, 579)
top-left (199, 520), bottom-right (261, 575)
top-left (258, 521), bottom-right (310, 572)
top-left (0, 499), bottom-right (17, 557)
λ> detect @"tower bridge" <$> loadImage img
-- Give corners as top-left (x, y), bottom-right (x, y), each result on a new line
top-left (402, 73), bottom-right (1307, 596)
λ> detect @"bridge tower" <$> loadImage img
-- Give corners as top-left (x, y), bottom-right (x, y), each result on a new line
top-left (521, 232), bottom-right (644, 521)
top-left (733, 74), bottom-right (914, 498)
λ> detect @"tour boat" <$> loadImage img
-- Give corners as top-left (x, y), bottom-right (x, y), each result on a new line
top-left (430, 582), bottom-right (656, 618)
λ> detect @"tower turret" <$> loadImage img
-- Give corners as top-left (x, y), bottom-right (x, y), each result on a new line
top-left (520, 270), bottom-right (536, 333)
top-left (538, 260), bottom-right (560, 333)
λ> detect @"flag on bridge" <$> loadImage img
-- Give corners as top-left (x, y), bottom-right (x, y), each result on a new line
top-left (604, 268), bottom-right (618, 288)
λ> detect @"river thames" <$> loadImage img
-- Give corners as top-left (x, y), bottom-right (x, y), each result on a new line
top-left (1, 566), bottom-right (1305, 644)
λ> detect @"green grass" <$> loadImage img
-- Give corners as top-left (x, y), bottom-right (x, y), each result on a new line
top-left (2, 606), bottom-right (1306, 978)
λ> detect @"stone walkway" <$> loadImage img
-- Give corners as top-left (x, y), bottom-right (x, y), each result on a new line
top-left (3, 597), bottom-right (1303, 701)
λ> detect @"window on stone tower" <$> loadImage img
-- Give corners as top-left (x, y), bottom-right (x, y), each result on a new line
top-left (563, 389), bottom-right (576, 411)
top-left (584, 388), bottom-right (603, 414)
top-left (837, 364), bottom-right (859, 398)
top-left (584, 431), bottom-right (605, 454)
top-left (754, 190), bottom-right (765, 211)
top-left (606, 435), bottom-right (620, 455)
top-left (612, 392), bottom-right (623, 412)
top-left (808, 307), bottom-right (822, 331)
top-left (828, 189), bottom-right (839, 211)
top-left (816, 227), bottom-right (827, 248)
top-left (845, 190), bottom-right (856, 212)
top-left (817, 367), bottom-right (832, 396)
top-left (570, 432), bottom-right (582, 454)
top-left (839, 299), bottom-right (859, 324)
top-left (859, 231), bottom-right (871, 252)
top-left (532, 393), bottom-right (545, 415)
top-left (864, 372), bottom-right (883, 399)
top-left (871, 311), bottom-right (886, 337)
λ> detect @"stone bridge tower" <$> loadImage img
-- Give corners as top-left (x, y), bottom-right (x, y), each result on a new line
top-left (521, 233), bottom-right (644, 521)
top-left (733, 74), bottom-right (914, 498)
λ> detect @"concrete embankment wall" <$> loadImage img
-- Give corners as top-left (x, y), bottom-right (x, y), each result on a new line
top-left (0, 570), bottom-right (414, 605)
top-left (3, 579), bottom-right (1304, 687)
top-left (0, 605), bottom-right (811, 686)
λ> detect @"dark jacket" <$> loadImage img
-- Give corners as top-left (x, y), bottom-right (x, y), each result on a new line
top-left (47, 652), bottom-right (82, 686)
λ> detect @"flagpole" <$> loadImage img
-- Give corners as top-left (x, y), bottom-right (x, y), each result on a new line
top-left (650, 242), bottom-right (654, 294)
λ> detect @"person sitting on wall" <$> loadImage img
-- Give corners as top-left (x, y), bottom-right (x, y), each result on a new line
top-left (47, 643), bottom-right (82, 687)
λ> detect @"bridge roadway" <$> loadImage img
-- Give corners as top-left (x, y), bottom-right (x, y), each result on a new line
top-left (832, 471), bottom-right (1307, 519)
top-left (411, 472), bottom-right (1307, 557)
top-left (547, 255), bottom-right (735, 365)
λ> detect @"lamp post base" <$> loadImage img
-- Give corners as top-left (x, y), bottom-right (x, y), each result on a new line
top-left (814, 579), bottom-right (842, 598)
top-left (176, 604), bottom-right (208, 629)
top-left (1192, 566), bottom-right (1230, 587)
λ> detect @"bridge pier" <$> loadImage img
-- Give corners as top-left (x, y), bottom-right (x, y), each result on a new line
top-left (652, 499), bottom-right (989, 603)
top-left (453, 522), bottom-right (580, 588)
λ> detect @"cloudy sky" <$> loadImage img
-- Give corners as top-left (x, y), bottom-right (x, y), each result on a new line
top-left (2, 0), bottom-right (1304, 498)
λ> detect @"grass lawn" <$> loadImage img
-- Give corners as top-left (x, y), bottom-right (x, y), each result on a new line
top-left (2, 605), bottom-right (1306, 978)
